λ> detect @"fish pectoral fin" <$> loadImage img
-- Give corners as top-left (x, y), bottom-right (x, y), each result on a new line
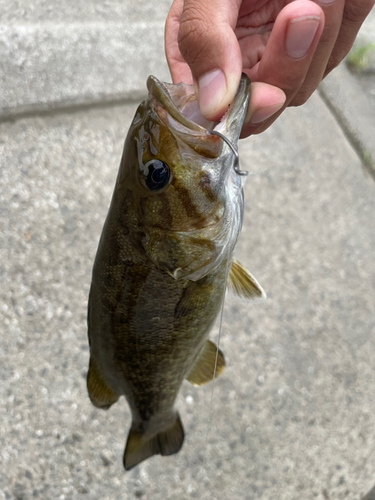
top-left (123, 414), bottom-right (184, 471)
top-left (186, 340), bottom-right (225, 386)
top-left (86, 357), bottom-right (119, 410)
top-left (227, 258), bottom-right (266, 301)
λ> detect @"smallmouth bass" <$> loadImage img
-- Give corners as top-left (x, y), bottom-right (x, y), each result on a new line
top-left (87, 74), bottom-right (265, 470)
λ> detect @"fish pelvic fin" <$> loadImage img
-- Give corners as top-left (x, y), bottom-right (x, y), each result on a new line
top-left (86, 357), bottom-right (119, 410)
top-left (123, 414), bottom-right (184, 471)
top-left (186, 339), bottom-right (225, 386)
top-left (227, 258), bottom-right (267, 301)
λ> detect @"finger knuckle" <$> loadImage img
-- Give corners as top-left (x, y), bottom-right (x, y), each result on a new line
top-left (178, 17), bottom-right (204, 46)
top-left (343, 0), bottom-right (375, 25)
top-left (326, 47), bottom-right (347, 73)
top-left (281, 76), bottom-right (305, 96)
top-left (290, 90), bottom-right (313, 107)
top-left (178, 4), bottom-right (209, 44)
top-left (178, 5), bottom-right (211, 59)
top-left (178, 19), bottom-right (210, 66)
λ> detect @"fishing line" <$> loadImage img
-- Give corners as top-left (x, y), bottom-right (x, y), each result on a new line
top-left (200, 129), bottom-right (245, 476)
top-left (201, 251), bottom-right (232, 473)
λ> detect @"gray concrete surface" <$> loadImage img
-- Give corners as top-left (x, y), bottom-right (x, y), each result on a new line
top-left (349, 7), bottom-right (375, 114)
top-left (1, 90), bottom-right (375, 499)
top-left (0, 0), bottom-right (171, 23)
top-left (351, 6), bottom-right (375, 69)
top-left (319, 7), bottom-right (375, 173)
top-left (319, 62), bottom-right (375, 173)
top-left (0, 22), bottom-right (169, 117)
top-left (0, 0), bottom-right (171, 117)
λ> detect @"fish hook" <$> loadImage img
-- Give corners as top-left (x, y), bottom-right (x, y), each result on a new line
top-left (210, 131), bottom-right (248, 176)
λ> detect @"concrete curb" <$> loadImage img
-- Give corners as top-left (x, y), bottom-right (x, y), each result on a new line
top-left (0, 22), bottom-right (170, 119)
top-left (319, 62), bottom-right (375, 175)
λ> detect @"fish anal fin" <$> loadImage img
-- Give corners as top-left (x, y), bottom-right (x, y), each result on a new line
top-left (87, 357), bottom-right (119, 410)
top-left (123, 414), bottom-right (184, 470)
top-left (228, 258), bottom-right (266, 301)
top-left (186, 339), bottom-right (225, 386)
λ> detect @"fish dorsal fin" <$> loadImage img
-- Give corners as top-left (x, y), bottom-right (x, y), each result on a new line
top-left (186, 340), bottom-right (225, 386)
top-left (227, 258), bottom-right (266, 300)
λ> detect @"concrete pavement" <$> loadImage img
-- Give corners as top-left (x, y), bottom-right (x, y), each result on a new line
top-left (0, 0), bottom-right (171, 117)
top-left (1, 3), bottom-right (375, 500)
top-left (319, 8), bottom-right (375, 174)
top-left (1, 88), bottom-right (375, 500)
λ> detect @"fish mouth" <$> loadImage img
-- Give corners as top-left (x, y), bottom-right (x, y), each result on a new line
top-left (146, 74), bottom-right (250, 146)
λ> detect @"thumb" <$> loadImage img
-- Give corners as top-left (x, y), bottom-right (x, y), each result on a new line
top-left (177, 0), bottom-right (242, 121)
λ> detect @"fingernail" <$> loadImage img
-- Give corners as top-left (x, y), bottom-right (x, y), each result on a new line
top-left (286, 17), bottom-right (320, 59)
top-left (198, 69), bottom-right (227, 118)
top-left (249, 102), bottom-right (284, 124)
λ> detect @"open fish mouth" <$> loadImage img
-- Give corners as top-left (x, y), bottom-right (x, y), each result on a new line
top-left (146, 74), bottom-right (250, 144)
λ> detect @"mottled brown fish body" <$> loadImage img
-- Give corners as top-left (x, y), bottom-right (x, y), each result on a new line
top-left (87, 75), bottom-right (256, 470)
top-left (89, 230), bottom-right (227, 417)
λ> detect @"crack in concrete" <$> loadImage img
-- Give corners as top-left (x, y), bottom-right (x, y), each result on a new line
top-left (318, 86), bottom-right (375, 181)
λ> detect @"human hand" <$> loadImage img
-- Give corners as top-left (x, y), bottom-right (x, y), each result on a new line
top-left (165, 0), bottom-right (374, 138)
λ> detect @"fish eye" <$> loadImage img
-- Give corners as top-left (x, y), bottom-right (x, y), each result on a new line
top-left (144, 160), bottom-right (170, 191)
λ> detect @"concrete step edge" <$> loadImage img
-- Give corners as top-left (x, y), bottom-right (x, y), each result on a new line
top-left (0, 21), bottom-right (170, 118)
top-left (319, 62), bottom-right (375, 175)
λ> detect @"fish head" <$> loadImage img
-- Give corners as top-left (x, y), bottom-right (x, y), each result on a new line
top-left (116, 74), bottom-right (250, 280)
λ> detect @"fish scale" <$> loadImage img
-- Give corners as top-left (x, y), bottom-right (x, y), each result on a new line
top-left (87, 73), bottom-right (265, 470)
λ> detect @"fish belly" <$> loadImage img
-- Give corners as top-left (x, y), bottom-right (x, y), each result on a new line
top-left (88, 257), bottom-right (227, 420)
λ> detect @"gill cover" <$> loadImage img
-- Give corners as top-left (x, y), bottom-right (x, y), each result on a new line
top-left (121, 74), bottom-right (251, 281)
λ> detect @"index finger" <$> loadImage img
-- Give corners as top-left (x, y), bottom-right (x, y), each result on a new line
top-left (165, 0), bottom-right (194, 84)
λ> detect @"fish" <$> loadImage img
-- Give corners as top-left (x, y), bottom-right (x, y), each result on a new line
top-left (86, 73), bottom-right (265, 471)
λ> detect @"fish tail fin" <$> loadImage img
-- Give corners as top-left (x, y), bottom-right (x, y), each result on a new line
top-left (123, 413), bottom-right (184, 470)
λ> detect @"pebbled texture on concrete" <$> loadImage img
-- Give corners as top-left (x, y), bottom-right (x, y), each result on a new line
top-left (0, 0), bottom-right (172, 116)
top-left (0, 22), bottom-right (170, 116)
top-left (1, 89), bottom-right (375, 499)
top-left (351, 6), bottom-right (375, 70)
top-left (319, 7), bottom-right (375, 172)
top-left (319, 62), bottom-right (375, 173)
top-left (0, 0), bottom-right (172, 24)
